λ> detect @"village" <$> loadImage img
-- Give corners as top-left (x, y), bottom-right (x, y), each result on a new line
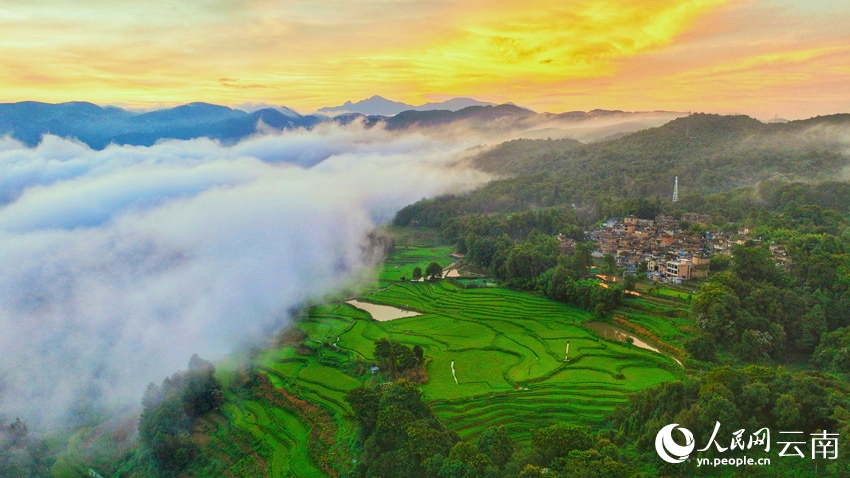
top-left (585, 213), bottom-right (791, 283)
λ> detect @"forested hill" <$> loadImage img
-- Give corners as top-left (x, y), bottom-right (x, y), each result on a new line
top-left (470, 113), bottom-right (850, 200)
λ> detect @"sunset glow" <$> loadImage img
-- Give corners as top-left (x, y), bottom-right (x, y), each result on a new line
top-left (1, 0), bottom-right (849, 118)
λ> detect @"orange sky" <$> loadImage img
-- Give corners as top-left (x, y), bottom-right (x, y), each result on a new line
top-left (1, 0), bottom-right (849, 119)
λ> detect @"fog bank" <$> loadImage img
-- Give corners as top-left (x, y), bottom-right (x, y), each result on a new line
top-left (0, 122), bottom-right (487, 429)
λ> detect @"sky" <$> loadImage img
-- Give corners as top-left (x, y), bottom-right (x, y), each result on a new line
top-left (1, 0), bottom-right (849, 119)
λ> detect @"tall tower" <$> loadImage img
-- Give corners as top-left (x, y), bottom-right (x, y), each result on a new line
top-left (672, 176), bottom-right (679, 202)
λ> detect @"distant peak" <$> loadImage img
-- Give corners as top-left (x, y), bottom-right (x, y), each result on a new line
top-left (179, 102), bottom-right (230, 109)
top-left (319, 95), bottom-right (499, 116)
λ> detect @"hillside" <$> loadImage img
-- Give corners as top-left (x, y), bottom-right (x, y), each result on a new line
top-left (467, 113), bottom-right (850, 201)
top-left (0, 101), bottom-right (320, 149)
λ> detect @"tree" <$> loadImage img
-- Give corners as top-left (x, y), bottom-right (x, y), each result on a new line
top-left (732, 244), bottom-right (783, 284)
top-left (477, 426), bottom-right (514, 470)
top-left (709, 254), bottom-right (732, 272)
top-left (8, 418), bottom-right (27, 443)
top-left (346, 385), bottom-right (382, 437)
top-left (183, 354), bottom-right (223, 418)
top-left (799, 303), bottom-right (826, 352)
top-left (349, 380), bottom-right (458, 478)
top-left (773, 393), bottom-right (802, 429)
top-left (813, 326), bottom-right (850, 373)
top-left (412, 267), bottom-right (423, 281)
top-left (692, 281), bottom-right (741, 342)
top-left (622, 274), bottom-right (637, 291)
top-left (374, 338), bottom-right (419, 376)
top-left (531, 424), bottom-right (593, 463)
top-left (603, 253), bottom-right (617, 274)
top-left (139, 354), bottom-right (223, 473)
top-left (685, 334), bottom-right (716, 362)
top-left (439, 441), bottom-right (491, 478)
top-left (517, 464), bottom-right (544, 478)
top-left (413, 345), bottom-right (425, 364)
top-left (425, 262), bottom-right (443, 279)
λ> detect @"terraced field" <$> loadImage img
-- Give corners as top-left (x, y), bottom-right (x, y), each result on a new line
top-left (378, 228), bottom-right (456, 282)
top-left (616, 293), bottom-right (696, 351)
top-left (185, 228), bottom-right (685, 475)
top-left (350, 280), bottom-right (680, 442)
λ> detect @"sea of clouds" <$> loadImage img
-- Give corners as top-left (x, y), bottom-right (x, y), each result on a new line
top-left (0, 122), bottom-right (488, 429)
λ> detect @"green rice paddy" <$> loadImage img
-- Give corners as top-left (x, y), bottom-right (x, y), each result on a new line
top-left (378, 228), bottom-right (456, 282)
top-left (352, 280), bottom-right (680, 442)
top-left (184, 228), bottom-right (687, 475)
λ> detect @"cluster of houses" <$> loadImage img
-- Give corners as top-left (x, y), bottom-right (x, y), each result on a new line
top-left (586, 214), bottom-right (790, 283)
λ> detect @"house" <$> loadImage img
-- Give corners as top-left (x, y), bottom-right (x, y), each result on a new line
top-left (681, 213), bottom-right (713, 227)
top-left (666, 259), bottom-right (692, 280)
top-left (691, 254), bottom-right (711, 278)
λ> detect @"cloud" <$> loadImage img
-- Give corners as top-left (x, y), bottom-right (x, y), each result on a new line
top-left (0, 123), bottom-right (488, 429)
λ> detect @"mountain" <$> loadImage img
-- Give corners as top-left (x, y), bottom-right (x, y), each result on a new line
top-left (317, 95), bottom-right (497, 116)
top-left (381, 104), bottom-right (533, 131)
top-left (466, 112), bottom-right (850, 200)
top-left (276, 105), bottom-right (303, 118)
top-left (418, 97), bottom-right (501, 112)
top-left (128, 102), bottom-right (245, 126)
top-left (376, 105), bottom-right (686, 143)
top-left (0, 101), bottom-right (320, 149)
top-left (0, 99), bottom-right (687, 150)
top-left (0, 101), bottom-right (133, 147)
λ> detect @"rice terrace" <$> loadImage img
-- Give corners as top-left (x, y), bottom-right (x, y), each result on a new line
top-left (134, 228), bottom-right (690, 477)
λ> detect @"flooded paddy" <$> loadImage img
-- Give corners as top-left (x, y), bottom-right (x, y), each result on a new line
top-left (346, 300), bottom-right (421, 321)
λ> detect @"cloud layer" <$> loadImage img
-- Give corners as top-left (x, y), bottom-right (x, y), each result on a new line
top-left (0, 123), bottom-right (487, 429)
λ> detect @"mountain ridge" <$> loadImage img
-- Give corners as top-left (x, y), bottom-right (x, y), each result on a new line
top-left (317, 95), bottom-right (498, 116)
top-left (5, 101), bottom-right (841, 154)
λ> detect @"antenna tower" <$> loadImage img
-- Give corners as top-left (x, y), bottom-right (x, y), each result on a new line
top-left (672, 176), bottom-right (679, 202)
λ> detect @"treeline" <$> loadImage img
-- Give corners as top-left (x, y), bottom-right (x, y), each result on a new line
top-left (0, 417), bottom-right (51, 477)
top-left (347, 362), bottom-right (850, 477)
top-left (399, 205), bottom-right (630, 316)
top-left (686, 200), bottom-right (850, 365)
top-left (346, 379), bottom-right (636, 477)
top-left (612, 365), bottom-right (850, 476)
top-left (419, 205), bottom-right (629, 316)
top-left (138, 354), bottom-right (223, 475)
top-left (394, 176), bottom-right (584, 230)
